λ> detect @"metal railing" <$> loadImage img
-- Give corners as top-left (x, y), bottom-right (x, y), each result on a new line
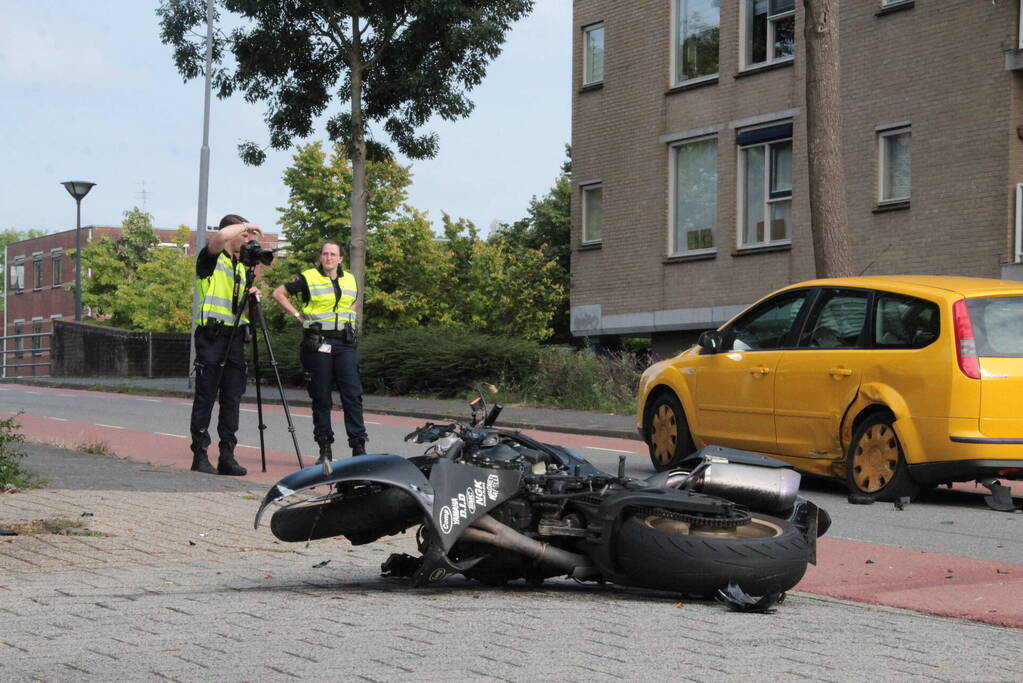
top-left (1, 331), bottom-right (52, 377)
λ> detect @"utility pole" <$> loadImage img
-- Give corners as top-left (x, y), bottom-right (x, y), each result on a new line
top-left (188, 0), bottom-right (214, 389)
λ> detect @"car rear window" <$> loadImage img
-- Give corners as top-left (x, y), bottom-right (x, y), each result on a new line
top-left (966, 297), bottom-right (1023, 357)
top-left (874, 293), bottom-right (939, 349)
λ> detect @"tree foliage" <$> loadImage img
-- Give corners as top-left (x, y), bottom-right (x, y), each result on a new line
top-left (157, 0), bottom-right (534, 325)
top-left (275, 141), bottom-right (563, 341)
top-left (78, 208), bottom-right (193, 332)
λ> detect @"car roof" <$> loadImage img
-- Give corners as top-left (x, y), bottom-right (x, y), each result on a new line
top-left (781, 275), bottom-right (1023, 299)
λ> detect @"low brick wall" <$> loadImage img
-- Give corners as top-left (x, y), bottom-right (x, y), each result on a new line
top-left (51, 320), bottom-right (189, 378)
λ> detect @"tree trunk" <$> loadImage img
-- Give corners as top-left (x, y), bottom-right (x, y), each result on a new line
top-left (348, 13), bottom-right (367, 324)
top-left (803, 0), bottom-right (853, 278)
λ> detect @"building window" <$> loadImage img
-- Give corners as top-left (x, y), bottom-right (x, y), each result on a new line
top-left (12, 258), bottom-right (24, 293)
top-left (744, 0), bottom-right (795, 68)
top-left (13, 321), bottom-right (24, 359)
top-left (52, 251), bottom-right (63, 285)
top-left (674, 0), bottom-right (720, 83)
top-left (738, 124), bottom-right (793, 248)
top-left (33, 258), bottom-right (43, 290)
top-left (582, 184), bottom-right (603, 244)
top-left (583, 23), bottom-right (604, 85)
top-left (879, 126), bottom-right (911, 203)
top-left (671, 137), bottom-right (718, 254)
top-left (31, 320), bottom-right (43, 356)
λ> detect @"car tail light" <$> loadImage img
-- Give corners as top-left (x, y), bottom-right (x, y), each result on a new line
top-left (997, 468), bottom-right (1020, 477)
top-left (952, 299), bottom-right (980, 379)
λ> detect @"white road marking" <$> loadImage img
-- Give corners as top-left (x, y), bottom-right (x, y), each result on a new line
top-left (25, 391), bottom-right (40, 395)
top-left (48, 417), bottom-right (69, 422)
top-left (584, 446), bottom-right (641, 455)
top-left (95, 424), bottom-right (125, 430)
top-left (155, 432), bottom-right (186, 438)
top-left (365, 421), bottom-right (381, 425)
top-left (135, 398), bottom-right (161, 403)
top-left (56, 394), bottom-right (76, 398)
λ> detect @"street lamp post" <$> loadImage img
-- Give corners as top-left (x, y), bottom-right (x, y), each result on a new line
top-left (61, 180), bottom-right (96, 322)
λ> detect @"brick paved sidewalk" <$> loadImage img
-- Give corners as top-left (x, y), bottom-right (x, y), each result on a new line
top-left (3, 444), bottom-right (1021, 681)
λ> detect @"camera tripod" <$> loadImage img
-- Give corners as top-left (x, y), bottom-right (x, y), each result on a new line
top-left (205, 267), bottom-right (304, 472)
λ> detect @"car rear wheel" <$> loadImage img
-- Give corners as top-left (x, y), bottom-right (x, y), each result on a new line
top-left (645, 392), bottom-right (694, 472)
top-left (846, 414), bottom-right (920, 502)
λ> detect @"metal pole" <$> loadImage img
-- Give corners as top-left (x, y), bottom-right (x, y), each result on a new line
top-left (74, 198), bottom-right (82, 321)
top-left (189, 0), bottom-right (215, 389)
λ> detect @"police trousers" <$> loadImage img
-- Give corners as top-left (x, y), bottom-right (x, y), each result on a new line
top-left (300, 337), bottom-right (366, 447)
top-left (189, 325), bottom-right (247, 453)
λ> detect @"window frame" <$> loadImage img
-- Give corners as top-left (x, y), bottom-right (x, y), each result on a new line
top-left (13, 320), bottom-right (24, 359)
top-left (672, 0), bottom-right (720, 86)
top-left (870, 291), bottom-right (941, 350)
top-left (720, 288), bottom-right (814, 352)
top-left (878, 125), bottom-right (911, 205)
top-left (582, 22), bottom-right (605, 86)
top-left (737, 133), bottom-right (794, 250)
top-left (32, 256), bottom-right (43, 291)
top-left (669, 135), bottom-right (718, 257)
top-left (581, 182), bottom-right (604, 245)
top-left (741, 0), bottom-right (796, 70)
top-left (794, 287), bottom-right (872, 350)
top-left (51, 249), bottom-right (63, 286)
top-left (31, 319), bottom-right (43, 356)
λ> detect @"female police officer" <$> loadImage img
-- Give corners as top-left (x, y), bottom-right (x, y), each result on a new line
top-left (272, 240), bottom-right (367, 466)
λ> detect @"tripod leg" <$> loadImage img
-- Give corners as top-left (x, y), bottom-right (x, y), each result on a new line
top-left (250, 327), bottom-right (268, 473)
top-left (249, 292), bottom-right (305, 470)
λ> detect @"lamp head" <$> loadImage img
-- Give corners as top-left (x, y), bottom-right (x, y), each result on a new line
top-left (61, 180), bottom-right (96, 201)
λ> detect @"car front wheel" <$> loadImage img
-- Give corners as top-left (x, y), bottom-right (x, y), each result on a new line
top-left (846, 414), bottom-right (920, 502)
top-left (645, 392), bottom-right (694, 472)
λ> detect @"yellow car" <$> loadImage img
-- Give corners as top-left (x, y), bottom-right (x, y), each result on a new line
top-left (636, 276), bottom-right (1023, 501)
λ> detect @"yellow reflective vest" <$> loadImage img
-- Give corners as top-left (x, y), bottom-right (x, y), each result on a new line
top-left (195, 251), bottom-right (248, 326)
top-left (300, 268), bottom-right (357, 331)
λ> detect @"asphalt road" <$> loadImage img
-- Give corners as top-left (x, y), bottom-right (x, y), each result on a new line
top-left (3, 383), bottom-right (1020, 564)
top-left (2, 382), bottom-right (1022, 631)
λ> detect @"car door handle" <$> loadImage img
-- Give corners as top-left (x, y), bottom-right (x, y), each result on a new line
top-left (828, 367), bottom-right (853, 378)
top-left (749, 365), bottom-right (771, 377)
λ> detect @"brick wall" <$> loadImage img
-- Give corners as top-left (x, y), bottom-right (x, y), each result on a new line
top-left (571, 0), bottom-right (1022, 348)
top-left (51, 320), bottom-right (189, 378)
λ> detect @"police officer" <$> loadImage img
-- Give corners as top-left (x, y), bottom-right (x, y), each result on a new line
top-left (272, 239), bottom-right (367, 465)
top-left (188, 214), bottom-right (262, 475)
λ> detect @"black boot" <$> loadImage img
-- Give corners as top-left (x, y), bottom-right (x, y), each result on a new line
top-left (316, 438), bottom-right (333, 475)
top-left (190, 446), bottom-right (216, 474)
top-left (351, 440), bottom-right (366, 457)
top-left (217, 448), bottom-right (247, 476)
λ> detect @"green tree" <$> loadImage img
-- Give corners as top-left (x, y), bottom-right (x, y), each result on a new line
top-left (158, 0), bottom-right (534, 325)
top-left (493, 147), bottom-right (571, 342)
top-left (277, 142), bottom-right (412, 279)
top-left (116, 226), bottom-right (194, 332)
top-left (76, 207), bottom-right (161, 328)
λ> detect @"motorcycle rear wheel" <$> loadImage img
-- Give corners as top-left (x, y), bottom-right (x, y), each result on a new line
top-left (614, 512), bottom-right (810, 597)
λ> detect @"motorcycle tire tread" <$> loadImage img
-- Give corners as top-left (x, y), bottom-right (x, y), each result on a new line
top-left (613, 513), bottom-right (810, 598)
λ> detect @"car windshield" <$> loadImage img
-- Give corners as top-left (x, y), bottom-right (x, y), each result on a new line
top-left (966, 297), bottom-right (1023, 357)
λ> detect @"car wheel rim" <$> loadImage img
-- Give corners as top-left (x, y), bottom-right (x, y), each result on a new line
top-left (852, 423), bottom-right (899, 493)
top-left (651, 404), bottom-right (677, 466)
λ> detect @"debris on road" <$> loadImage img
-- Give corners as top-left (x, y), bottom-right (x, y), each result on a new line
top-left (894, 497), bottom-right (910, 510)
top-left (717, 583), bottom-right (785, 613)
top-left (312, 559), bottom-right (331, 568)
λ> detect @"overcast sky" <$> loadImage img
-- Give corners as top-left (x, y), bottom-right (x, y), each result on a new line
top-left (0, 1), bottom-right (571, 236)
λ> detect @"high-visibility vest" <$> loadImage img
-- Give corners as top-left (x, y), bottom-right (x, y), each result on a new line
top-left (195, 251), bottom-right (248, 326)
top-left (300, 267), bottom-right (357, 331)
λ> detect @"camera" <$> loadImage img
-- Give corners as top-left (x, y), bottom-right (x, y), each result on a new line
top-left (239, 239), bottom-right (275, 267)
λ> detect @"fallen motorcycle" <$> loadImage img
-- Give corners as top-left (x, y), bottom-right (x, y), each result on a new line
top-left (255, 390), bottom-right (830, 597)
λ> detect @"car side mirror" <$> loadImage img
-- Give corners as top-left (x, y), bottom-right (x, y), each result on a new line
top-left (698, 330), bottom-right (724, 354)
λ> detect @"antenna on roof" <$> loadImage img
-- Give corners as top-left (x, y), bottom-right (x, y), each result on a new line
top-left (858, 242), bottom-right (891, 276)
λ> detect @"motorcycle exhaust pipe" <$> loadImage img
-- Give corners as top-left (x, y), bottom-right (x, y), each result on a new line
top-left (461, 514), bottom-right (598, 580)
top-left (696, 462), bottom-right (802, 513)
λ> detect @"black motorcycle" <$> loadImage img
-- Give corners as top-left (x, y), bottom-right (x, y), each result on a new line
top-left (255, 391), bottom-right (830, 597)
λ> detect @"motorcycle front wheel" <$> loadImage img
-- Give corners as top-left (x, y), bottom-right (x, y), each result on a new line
top-left (613, 512), bottom-right (810, 597)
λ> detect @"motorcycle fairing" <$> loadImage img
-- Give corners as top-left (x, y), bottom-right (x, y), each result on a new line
top-left (253, 454), bottom-right (435, 530)
top-left (426, 458), bottom-right (521, 553)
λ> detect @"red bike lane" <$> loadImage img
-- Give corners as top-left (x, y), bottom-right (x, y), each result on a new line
top-left (3, 387), bottom-right (1022, 629)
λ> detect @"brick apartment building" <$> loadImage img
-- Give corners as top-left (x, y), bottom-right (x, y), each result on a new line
top-left (570, 0), bottom-right (1023, 357)
top-left (3, 226), bottom-right (280, 377)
